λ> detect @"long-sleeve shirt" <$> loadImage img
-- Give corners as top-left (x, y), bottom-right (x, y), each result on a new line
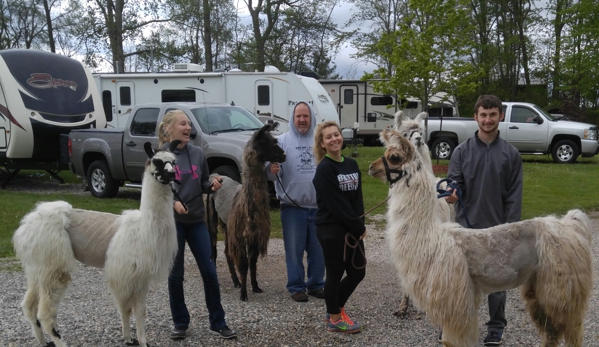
top-left (312, 156), bottom-right (366, 238)
top-left (447, 131), bottom-right (523, 229)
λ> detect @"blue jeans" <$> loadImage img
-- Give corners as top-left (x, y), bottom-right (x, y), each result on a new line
top-left (168, 221), bottom-right (226, 330)
top-left (280, 204), bottom-right (325, 294)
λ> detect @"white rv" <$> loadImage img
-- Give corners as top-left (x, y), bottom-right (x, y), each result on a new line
top-left (94, 65), bottom-right (338, 131)
top-left (319, 79), bottom-right (457, 144)
top-left (0, 49), bottom-right (105, 183)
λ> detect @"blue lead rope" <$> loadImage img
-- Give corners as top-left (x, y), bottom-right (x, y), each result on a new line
top-left (436, 178), bottom-right (473, 228)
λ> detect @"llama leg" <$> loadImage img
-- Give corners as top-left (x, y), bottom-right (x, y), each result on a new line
top-left (132, 291), bottom-right (149, 347)
top-left (223, 229), bottom-right (241, 288)
top-left (237, 255), bottom-right (249, 301)
top-left (115, 296), bottom-right (135, 345)
top-left (522, 283), bottom-right (560, 347)
top-left (393, 294), bottom-right (410, 317)
top-left (38, 282), bottom-right (69, 347)
top-left (22, 284), bottom-right (47, 346)
top-left (249, 248), bottom-right (262, 294)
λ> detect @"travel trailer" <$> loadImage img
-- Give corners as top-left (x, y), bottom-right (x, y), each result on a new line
top-left (0, 49), bottom-right (105, 185)
top-left (94, 65), bottom-right (338, 131)
top-left (319, 79), bottom-right (457, 144)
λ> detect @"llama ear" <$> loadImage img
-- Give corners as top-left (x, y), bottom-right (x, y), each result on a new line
top-left (379, 129), bottom-right (392, 145)
top-left (414, 111), bottom-right (428, 123)
top-left (393, 111), bottom-right (403, 131)
top-left (144, 142), bottom-right (155, 158)
top-left (169, 140), bottom-right (182, 152)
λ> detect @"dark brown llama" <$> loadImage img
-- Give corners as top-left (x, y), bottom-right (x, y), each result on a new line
top-left (207, 122), bottom-right (286, 300)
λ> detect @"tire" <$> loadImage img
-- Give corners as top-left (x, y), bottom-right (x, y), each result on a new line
top-left (87, 160), bottom-right (119, 198)
top-left (551, 139), bottom-right (579, 163)
top-left (431, 137), bottom-right (456, 160)
top-left (212, 165), bottom-right (241, 183)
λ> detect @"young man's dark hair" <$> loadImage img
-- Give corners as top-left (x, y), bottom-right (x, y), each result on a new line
top-left (474, 95), bottom-right (502, 113)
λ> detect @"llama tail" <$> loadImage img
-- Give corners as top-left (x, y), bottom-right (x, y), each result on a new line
top-left (12, 200), bottom-right (75, 347)
top-left (563, 209), bottom-right (594, 242)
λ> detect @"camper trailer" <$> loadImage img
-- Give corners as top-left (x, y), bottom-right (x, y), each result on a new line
top-left (94, 65), bottom-right (338, 130)
top-left (0, 49), bottom-right (105, 184)
top-left (319, 79), bottom-right (457, 144)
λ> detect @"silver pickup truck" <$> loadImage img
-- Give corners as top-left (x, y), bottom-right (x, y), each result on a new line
top-left (69, 102), bottom-right (268, 197)
top-left (427, 102), bottom-right (599, 163)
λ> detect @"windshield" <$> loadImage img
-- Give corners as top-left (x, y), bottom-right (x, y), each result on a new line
top-left (191, 106), bottom-right (264, 134)
top-left (533, 105), bottom-right (556, 121)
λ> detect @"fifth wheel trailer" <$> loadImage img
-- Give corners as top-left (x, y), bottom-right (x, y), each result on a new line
top-left (0, 49), bottom-right (105, 186)
top-left (319, 79), bottom-right (457, 144)
top-left (94, 65), bottom-right (339, 131)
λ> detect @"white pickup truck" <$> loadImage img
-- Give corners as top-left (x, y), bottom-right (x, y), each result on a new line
top-left (426, 102), bottom-right (599, 163)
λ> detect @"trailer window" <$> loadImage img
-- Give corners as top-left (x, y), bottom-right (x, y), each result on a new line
top-left (162, 90), bottom-right (196, 102)
top-left (399, 99), bottom-right (419, 109)
top-left (428, 107), bottom-right (453, 117)
top-left (119, 86), bottom-right (131, 106)
top-left (343, 89), bottom-right (354, 104)
top-left (102, 91), bottom-right (113, 122)
top-left (257, 85), bottom-right (270, 106)
top-left (371, 96), bottom-right (393, 106)
top-left (130, 108), bottom-right (160, 136)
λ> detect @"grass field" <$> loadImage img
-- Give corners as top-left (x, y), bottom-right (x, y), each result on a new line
top-left (1, 146), bottom-right (598, 259)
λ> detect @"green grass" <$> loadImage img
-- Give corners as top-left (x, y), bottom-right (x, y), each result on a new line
top-left (2, 151), bottom-right (599, 259)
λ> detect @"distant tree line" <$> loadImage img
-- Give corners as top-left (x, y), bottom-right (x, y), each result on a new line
top-left (1, 0), bottom-right (597, 121)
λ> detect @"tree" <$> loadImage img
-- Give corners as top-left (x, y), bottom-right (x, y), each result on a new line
top-left (365, 0), bottom-right (479, 114)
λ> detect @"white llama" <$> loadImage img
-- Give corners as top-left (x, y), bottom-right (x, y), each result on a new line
top-left (369, 129), bottom-right (594, 347)
top-left (13, 141), bottom-right (181, 347)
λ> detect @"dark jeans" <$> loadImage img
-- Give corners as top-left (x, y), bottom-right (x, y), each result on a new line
top-left (168, 221), bottom-right (226, 331)
top-left (316, 224), bottom-right (366, 315)
top-left (486, 291), bottom-right (507, 331)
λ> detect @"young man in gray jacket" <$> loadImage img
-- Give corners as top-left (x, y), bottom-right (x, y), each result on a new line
top-left (267, 102), bottom-right (325, 302)
top-left (445, 94), bottom-right (523, 346)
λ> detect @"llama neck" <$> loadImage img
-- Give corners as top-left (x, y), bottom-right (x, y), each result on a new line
top-left (139, 171), bottom-right (175, 230)
top-left (242, 162), bottom-right (269, 206)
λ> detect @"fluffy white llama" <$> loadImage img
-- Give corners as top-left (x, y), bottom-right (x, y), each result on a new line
top-left (392, 111), bottom-right (454, 316)
top-left (13, 142), bottom-right (180, 347)
top-left (369, 129), bottom-right (594, 347)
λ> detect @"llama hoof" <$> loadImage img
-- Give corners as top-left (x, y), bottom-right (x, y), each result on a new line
top-left (240, 292), bottom-right (248, 301)
top-left (45, 342), bottom-right (56, 347)
top-left (252, 287), bottom-right (263, 293)
top-left (233, 283), bottom-right (241, 288)
top-left (125, 339), bottom-right (140, 346)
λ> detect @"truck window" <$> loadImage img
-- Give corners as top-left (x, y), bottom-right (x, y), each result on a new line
top-left (102, 91), bottom-right (113, 122)
top-left (371, 96), bottom-right (393, 106)
top-left (162, 90), bottom-right (196, 102)
top-left (257, 85), bottom-right (270, 106)
top-left (119, 86), bottom-right (131, 106)
top-left (130, 108), bottom-right (160, 136)
top-left (511, 106), bottom-right (537, 123)
top-left (344, 89), bottom-right (354, 104)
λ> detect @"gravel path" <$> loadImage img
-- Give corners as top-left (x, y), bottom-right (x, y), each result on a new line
top-left (1, 177), bottom-right (598, 346)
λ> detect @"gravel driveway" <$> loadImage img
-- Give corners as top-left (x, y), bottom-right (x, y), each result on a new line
top-left (1, 177), bottom-right (598, 346)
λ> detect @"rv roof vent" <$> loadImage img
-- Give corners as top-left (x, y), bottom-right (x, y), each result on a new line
top-left (172, 63), bottom-right (204, 72)
top-left (264, 65), bottom-right (281, 73)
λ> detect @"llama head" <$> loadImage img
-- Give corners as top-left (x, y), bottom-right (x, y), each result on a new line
top-left (144, 141), bottom-right (179, 185)
top-left (368, 129), bottom-right (416, 184)
top-left (394, 111), bottom-right (427, 149)
top-left (247, 122), bottom-right (286, 164)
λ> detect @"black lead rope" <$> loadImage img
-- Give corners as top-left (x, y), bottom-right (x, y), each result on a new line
top-left (436, 178), bottom-right (473, 228)
top-left (172, 178), bottom-right (223, 213)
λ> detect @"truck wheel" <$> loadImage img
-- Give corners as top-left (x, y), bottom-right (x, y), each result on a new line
top-left (87, 160), bottom-right (119, 198)
top-left (551, 140), bottom-right (579, 163)
top-left (212, 165), bottom-right (241, 183)
top-left (431, 137), bottom-right (456, 160)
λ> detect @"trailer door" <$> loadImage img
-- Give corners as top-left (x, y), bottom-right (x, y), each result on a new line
top-left (116, 81), bottom-right (135, 128)
top-left (339, 85), bottom-right (358, 129)
top-left (255, 80), bottom-right (273, 119)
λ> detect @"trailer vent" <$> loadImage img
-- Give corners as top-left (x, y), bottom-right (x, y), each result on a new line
top-left (172, 63), bottom-right (204, 72)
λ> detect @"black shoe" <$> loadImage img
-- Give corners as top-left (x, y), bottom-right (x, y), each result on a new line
top-left (483, 330), bottom-right (503, 346)
top-left (210, 325), bottom-right (237, 339)
top-left (307, 288), bottom-right (325, 299)
top-left (291, 291), bottom-right (309, 302)
top-left (170, 327), bottom-right (187, 340)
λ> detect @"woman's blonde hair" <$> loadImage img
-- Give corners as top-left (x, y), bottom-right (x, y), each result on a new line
top-left (158, 109), bottom-right (186, 146)
top-left (313, 121), bottom-right (341, 163)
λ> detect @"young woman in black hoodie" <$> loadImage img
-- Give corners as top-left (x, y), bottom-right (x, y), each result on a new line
top-left (312, 121), bottom-right (367, 334)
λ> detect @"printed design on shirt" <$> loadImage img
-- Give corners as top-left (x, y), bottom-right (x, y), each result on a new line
top-left (337, 172), bottom-right (359, 191)
top-left (295, 146), bottom-right (315, 172)
top-left (174, 164), bottom-right (199, 180)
